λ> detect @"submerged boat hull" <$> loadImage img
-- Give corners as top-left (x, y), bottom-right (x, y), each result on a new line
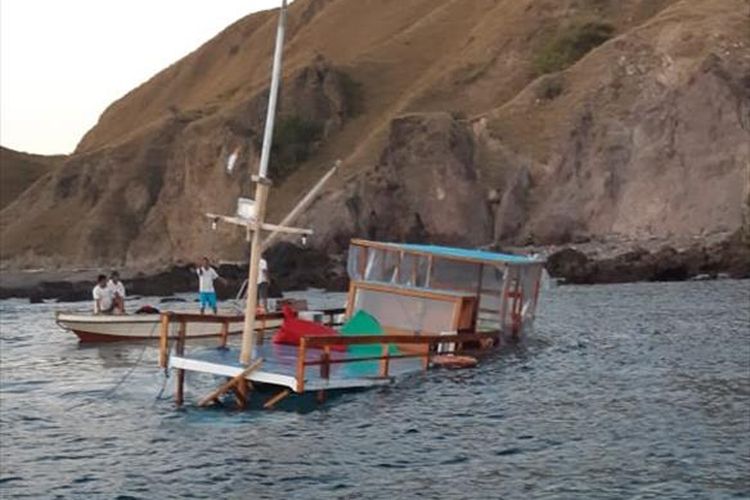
top-left (55, 312), bottom-right (279, 343)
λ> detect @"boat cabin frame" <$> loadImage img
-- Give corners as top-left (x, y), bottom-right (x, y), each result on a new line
top-left (345, 239), bottom-right (545, 337)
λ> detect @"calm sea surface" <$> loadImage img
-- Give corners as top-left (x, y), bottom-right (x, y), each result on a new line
top-left (1, 281), bottom-right (748, 499)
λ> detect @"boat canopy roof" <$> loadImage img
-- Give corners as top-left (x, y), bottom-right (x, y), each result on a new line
top-left (350, 239), bottom-right (544, 266)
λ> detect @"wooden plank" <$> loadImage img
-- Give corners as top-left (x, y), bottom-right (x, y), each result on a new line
top-left (263, 389), bottom-right (291, 409)
top-left (304, 352), bottom-right (432, 366)
top-left (164, 312), bottom-right (259, 323)
top-left (204, 215), bottom-right (311, 235)
top-left (170, 356), bottom-right (298, 388)
top-left (345, 281), bottom-right (356, 318)
top-left (304, 331), bottom-right (499, 348)
top-left (197, 358), bottom-right (263, 407)
top-left (351, 280), bottom-right (473, 302)
top-left (259, 222), bottom-right (313, 235)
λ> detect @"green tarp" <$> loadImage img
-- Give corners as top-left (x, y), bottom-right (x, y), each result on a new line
top-left (340, 309), bottom-right (399, 359)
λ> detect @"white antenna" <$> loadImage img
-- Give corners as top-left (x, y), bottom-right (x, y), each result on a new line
top-left (256, 0), bottom-right (287, 180)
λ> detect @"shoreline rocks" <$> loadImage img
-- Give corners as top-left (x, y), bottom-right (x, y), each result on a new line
top-left (545, 231), bottom-right (749, 284)
top-left (1, 235), bottom-right (747, 303)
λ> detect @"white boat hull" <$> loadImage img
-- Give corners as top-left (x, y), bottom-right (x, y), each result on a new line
top-left (55, 312), bottom-right (280, 343)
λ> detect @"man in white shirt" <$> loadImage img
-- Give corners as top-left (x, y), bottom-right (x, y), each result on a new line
top-left (195, 257), bottom-right (222, 314)
top-left (93, 274), bottom-right (113, 314)
top-left (107, 271), bottom-right (126, 314)
top-left (258, 256), bottom-right (269, 312)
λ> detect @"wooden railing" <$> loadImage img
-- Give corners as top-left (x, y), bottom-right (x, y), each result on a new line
top-left (158, 308), bottom-right (346, 368)
top-left (294, 331), bottom-right (499, 393)
top-left (158, 308), bottom-right (345, 407)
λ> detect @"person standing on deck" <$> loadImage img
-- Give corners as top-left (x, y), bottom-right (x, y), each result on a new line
top-left (194, 257), bottom-right (224, 315)
top-left (107, 271), bottom-right (126, 314)
top-left (258, 255), bottom-right (270, 312)
top-left (93, 274), bottom-right (114, 314)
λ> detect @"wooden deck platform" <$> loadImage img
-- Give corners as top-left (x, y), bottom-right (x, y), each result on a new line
top-left (158, 310), bottom-right (501, 407)
top-left (169, 343), bottom-right (422, 393)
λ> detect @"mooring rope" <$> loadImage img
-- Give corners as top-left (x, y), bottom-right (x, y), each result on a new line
top-left (64, 320), bottom-right (159, 410)
top-left (99, 321), bottom-right (157, 400)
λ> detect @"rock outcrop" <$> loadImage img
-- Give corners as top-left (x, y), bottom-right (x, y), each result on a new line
top-left (0, 0), bottom-right (747, 286)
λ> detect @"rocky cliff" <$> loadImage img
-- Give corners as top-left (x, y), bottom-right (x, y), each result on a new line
top-left (0, 147), bottom-right (65, 210)
top-left (1, 0), bottom-right (748, 279)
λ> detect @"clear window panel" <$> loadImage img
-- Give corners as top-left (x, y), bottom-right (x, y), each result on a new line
top-left (353, 288), bottom-right (457, 334)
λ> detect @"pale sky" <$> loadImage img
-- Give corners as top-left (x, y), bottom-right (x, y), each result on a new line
top-left (0, 0), bottom-right (290, 155)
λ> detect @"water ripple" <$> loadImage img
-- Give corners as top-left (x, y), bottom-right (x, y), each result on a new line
top-left (0, 281), bottom-right (748, 498)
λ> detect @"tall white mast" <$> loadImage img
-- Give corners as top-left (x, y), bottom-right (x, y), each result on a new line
top-left (240, 0), bottom-right (288, 364)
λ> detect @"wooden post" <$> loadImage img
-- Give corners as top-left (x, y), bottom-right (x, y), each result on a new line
top-left (219, 319), bottom-right (229, 349)
top-left (175, 319), bottom-right (187, 407)
top-left (320, 346), bottom-right (331, 379)
top-left (176, 370), bottom-right (185, 407)
top-left (259, 314), bottom-right (266, 345)
top-left (474, 264), bottom-right (484, 328)
top-left (158, 313), bottom-right (170, 368)
top-left (240, 180), bottom-right (271, 365)
top-left (240, 0), bottom-right (287, 365)
top-left (379, 343), bottom-right (390, 377)
top-left (234, 379), bottom-right (249, 409)
top-left (426, 255), bottom-right (434, 287)
top-left (264, 388), bottom-right (291, 409)
top-left (318, 345), bottom-right (330, 402)
top-left (197, 358), bottom-right (263, 407)
top-left (296, 337), bottom-right (307, 393)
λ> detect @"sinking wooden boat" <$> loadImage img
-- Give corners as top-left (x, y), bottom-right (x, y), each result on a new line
top-left (161, 239), bottom-right (546, 408)
top-left (55, 311), bottom-right (282, 343)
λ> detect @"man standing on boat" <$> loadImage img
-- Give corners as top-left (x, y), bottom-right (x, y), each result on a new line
top-left (93, 274), bottom-right (114, 314)
top-left (258, 254), bottom-right (269, 312)
top-left (194, 257), bottom-right (224, 315)
top-left (107, 271), bottom-right (126, 314)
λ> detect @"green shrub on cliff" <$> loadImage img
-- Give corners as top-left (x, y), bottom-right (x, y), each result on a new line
top-left (533, 22), bottom-right (614, 75)
top-left (269, 115), bottom-right (323, 180)
top-left (339, 72), bottom-right (364, 117)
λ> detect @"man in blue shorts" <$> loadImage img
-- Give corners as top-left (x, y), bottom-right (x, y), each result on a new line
top-left (195, 257), bottom-right (222, 314)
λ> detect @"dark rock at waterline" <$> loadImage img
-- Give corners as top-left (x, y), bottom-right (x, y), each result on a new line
top-left (22, 281), bottom-right (91, 303)
top-left (0, 242), bottom-right (341, 302)
top-left (265, 241), bottom-right (335, 291)
top-left (547, 232), bottom-right (750, 284)
top-left (546, 248), bottom-right (590, 282)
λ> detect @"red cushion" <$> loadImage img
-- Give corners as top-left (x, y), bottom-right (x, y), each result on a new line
top-left (272, 305), bottom-right (345, 351)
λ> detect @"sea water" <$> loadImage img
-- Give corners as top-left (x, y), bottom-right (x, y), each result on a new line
top-left (0, 281), bottom-right (748, 499)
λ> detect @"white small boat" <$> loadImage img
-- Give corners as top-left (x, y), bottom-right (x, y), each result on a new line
top-left (55, 311), bottom-right (281, 343)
